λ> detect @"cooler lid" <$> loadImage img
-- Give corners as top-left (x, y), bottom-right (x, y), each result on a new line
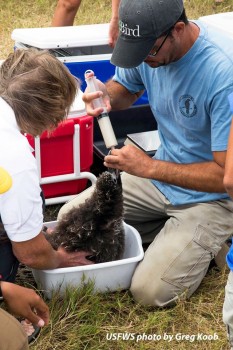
top-left (199, 12), bottom-right (233, 37)
top-left (68, 90), bottom-right (86, 117)
top-left (11, 23), bottom-right (110, 49)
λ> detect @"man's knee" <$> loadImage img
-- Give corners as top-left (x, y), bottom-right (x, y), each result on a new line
top-left (57, 185), bottom-right (95, 220)
top-left (130, 271), bottom-right (190, 307)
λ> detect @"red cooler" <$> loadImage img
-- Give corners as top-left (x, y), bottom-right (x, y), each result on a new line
top-left (25, 93), bottom-right (96, 205)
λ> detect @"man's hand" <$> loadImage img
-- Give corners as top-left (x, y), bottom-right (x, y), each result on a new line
top-left (108, 17), bottom-right (119, 48)
top-left (42, 227), bottom-right (94, 267)
top-left (57, 247), bottom-right (95, 267)
top-left (13, 231), bottom-right (95, 270)
top-left (104, 144), bottom-right (153, 178)
top-left (1, 282), bottom-right (49, 327)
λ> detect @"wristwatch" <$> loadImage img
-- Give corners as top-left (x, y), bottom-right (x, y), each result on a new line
top-left (0, 282), bottom-right (3, 301)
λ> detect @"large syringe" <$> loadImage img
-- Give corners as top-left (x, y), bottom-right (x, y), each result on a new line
top-left (84, 70), bottom-right (118, 150)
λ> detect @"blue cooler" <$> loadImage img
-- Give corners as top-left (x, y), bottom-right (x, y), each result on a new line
top-left (11, 23), bottom-right (148, 106)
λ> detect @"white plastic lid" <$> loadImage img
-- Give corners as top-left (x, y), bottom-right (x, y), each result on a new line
top-left (199, 12), bottom-right (233, 37)
top-left (11, 23), bottom-right (110, 49)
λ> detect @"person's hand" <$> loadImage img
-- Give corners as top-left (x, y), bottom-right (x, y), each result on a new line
top-left (57, 247), bottom-right (95, 267)
top-left (1, 282), bottom-right (49, 327)
top-left (108, 17), bottom-right (119, 48)
top-left (82, 71), bottom-right (111, 117)
top-left (42, 226), bottom-right (95, 267)
top-left (104, 144), bottom-right (154, 178)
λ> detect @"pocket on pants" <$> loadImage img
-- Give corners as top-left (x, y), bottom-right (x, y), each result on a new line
top-left (161, 225), bottom-right (223, 291)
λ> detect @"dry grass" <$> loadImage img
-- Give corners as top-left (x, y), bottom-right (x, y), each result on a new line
top-left (0, 0), bottom-right (233, 60)
top-left (0, 0), bottom-right (112, 60)
top-left (16, 265), bottom-right (229, 350)
top-left (1, 0), bottom-right (233, 349)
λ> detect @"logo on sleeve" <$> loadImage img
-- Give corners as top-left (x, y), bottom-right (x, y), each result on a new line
top-left (179, 95), bottom-right (197, 118)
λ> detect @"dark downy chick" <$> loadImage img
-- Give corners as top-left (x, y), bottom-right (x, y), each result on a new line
top-left (44, 171), bottom-right (125, 263)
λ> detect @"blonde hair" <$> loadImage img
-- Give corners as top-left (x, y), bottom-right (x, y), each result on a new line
top-left (0, 48), bottom-right (78, 136)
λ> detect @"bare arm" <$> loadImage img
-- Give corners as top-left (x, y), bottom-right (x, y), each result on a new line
top-left (108, 0), bottom-right (121, 47)
top-left (1, 281), bottom-right (49, 327)
top-left (106, 79), bottom-right (144, 110)
top-left (224, 117), bottom-right (233, 197)
top-left (12, 231), bottom-right (93, 269)
top-left (104, 144), bottom-right (226, 193)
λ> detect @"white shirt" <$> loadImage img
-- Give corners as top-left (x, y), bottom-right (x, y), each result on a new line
top-left (0, 97), bottom-right (43, 242)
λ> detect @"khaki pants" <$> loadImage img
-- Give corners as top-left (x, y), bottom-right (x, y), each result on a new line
top-left (58, 172), bottom-right (233, 307)
top-left (0, 308), bottom-right (28, 350)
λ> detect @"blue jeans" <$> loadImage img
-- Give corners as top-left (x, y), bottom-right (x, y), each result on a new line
top-left (0, 241), bottom-right (19, 282)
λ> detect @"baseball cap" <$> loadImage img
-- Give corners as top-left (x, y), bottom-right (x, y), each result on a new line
top-left (111, 0), bottom-right (184, 68)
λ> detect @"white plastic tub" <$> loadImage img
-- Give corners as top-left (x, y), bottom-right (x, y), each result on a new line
top-left (32, 221), bottom-right (144, 298)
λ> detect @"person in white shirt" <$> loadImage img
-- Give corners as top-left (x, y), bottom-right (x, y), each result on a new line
top-left (0, 47), bottom-right (93, 283)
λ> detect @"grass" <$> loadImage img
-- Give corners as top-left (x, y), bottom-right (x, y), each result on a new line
top-left (0, 0), bottom-right (233, 60)
top-left (1, 0), bottom-right (233, 349)
top-left (17, 265), bottom-right (229, 350)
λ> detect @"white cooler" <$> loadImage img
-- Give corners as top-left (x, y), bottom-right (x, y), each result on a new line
top-left (199, 11), bottom-right (233, 37)
top-left (11, 24), bottom-right (148, 106)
